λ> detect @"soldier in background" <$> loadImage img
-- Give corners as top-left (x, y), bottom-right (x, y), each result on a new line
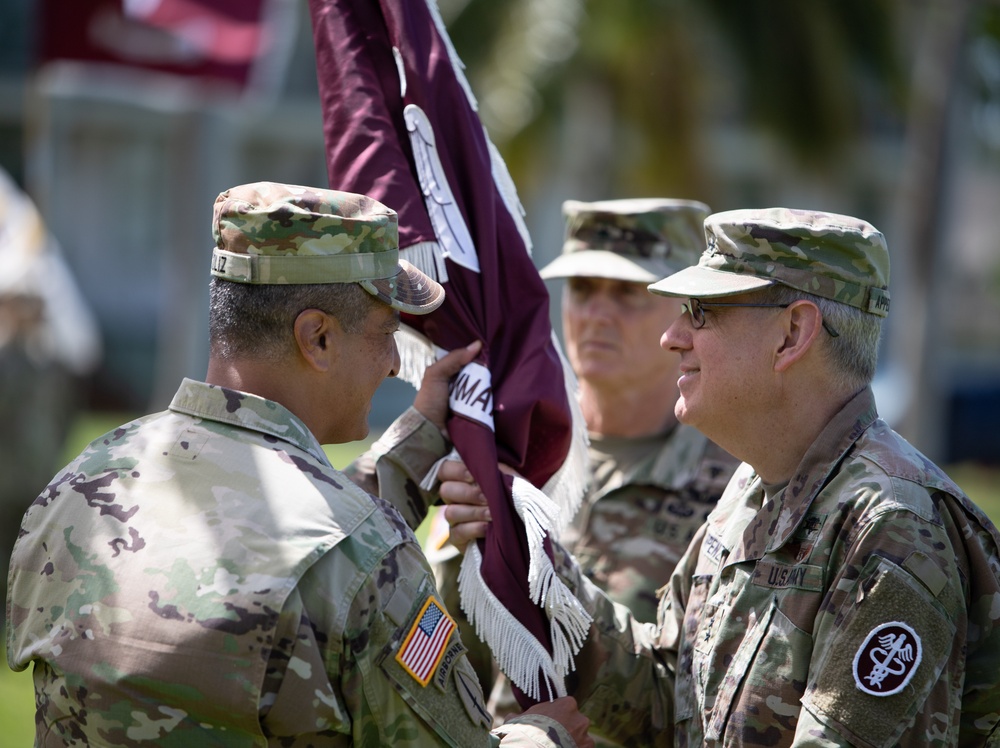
top-left (6, 182), bottom-right (591, 747)
top-left (428, 199), bottom-right (739, 735)
top-left (442, 207), bottom-right (1000, 745)
top-left (0, 167), bottom-right (101, 623)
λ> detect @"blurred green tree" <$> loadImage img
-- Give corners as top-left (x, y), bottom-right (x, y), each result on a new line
top-left (440, 0), bottom-right (904, 203)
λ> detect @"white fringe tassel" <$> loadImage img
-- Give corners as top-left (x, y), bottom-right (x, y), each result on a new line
top-left (539, 331), bottom-right (589, 532)
top-left (510, 476), bottom-right (592, 671)
top-left (455, 475), bottom-right (593, 702)
top-left (403, 239), bottom-right (450, 284)
top-left (488, 138), bottom-right (533, 256)
top-left (426, 0), bottom-right (478, 114)
top-left (458, 543), bottom-right (567, 702)
top-left (419, 446), bottom-right (461, 492)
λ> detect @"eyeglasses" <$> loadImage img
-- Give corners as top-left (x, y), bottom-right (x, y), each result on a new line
top-left (680, 298), bottom-right (839, 337)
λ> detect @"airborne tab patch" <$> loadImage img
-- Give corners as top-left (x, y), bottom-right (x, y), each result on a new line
top-left (395, 596), bottom-right (456, 686)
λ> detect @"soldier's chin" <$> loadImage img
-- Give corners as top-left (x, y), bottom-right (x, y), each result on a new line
top-left (673, 398), bottom-right (695, 426)
top-left (354, 420), bottom-right (372, 443)
top-left (327, 419), bottom-right (370, 446)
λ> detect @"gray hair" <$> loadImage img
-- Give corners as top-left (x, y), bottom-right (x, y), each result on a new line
top-left (208, 278), bottom-right (380, 361)
top-left (755, 283), bottom-right (883, 393)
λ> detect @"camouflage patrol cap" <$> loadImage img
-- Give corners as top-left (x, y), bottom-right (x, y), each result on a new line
top-left (648, 207), bottom-right (891, 316)
top-left (211, 182), bottom-right (445, 315)
top-left (539, 198), bottom-right (711, 283)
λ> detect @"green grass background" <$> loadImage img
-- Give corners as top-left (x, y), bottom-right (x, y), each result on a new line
top-left (3, 412), bottom-right (999, 744)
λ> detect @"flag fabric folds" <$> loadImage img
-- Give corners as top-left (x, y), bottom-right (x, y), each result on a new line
top-left (309, 0), bottom-right (590, 705)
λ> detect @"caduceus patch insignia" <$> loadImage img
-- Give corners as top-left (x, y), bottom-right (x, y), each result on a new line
top-left (852, 621), bottom-right (923, 696)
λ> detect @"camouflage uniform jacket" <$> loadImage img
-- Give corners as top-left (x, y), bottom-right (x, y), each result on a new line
top-left (562, 424), bottom-right (737, 623)
top-left (6, 379), bottom-right (579, 748)
top-left (417, 422), bottom-right (735, 744)
top-left (559, 386), bottom-right (1000, 747)
top-left (423, 424), bottom-right (736, 643)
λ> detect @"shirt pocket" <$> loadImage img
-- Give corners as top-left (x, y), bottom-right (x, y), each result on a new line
top-left (674, 574), bottom-right (713, 724)
top-left (703, 594), bottom-right (813, 742)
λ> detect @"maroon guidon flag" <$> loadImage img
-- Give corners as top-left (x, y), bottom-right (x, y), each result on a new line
top-left (309, 0), bottom-right (590, 705)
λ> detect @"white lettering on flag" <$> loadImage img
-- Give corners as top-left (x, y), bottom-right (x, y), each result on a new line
top-left (449, 360), bottom-right (494, 430)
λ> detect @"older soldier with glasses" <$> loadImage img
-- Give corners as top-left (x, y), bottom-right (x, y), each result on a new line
top-left (441, 207), bottom-right (1000, 746)
top-left (421, 199), bottom-right (739, 743)
top-left (681, 297), bottom-right (841, 338)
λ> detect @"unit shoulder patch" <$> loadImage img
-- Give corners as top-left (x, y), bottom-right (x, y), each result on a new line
top-left (803, 557), bottom-right (956, 747)
top-left (852, 621), bottom-right (922, 696)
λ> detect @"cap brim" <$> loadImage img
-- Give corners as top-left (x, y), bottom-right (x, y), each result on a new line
top-left (539, 249), bottom-right (684, 283)
top-left (647, 264), bottom-right (774, 298)
top-left (362, 259), bottom-right (445, 315)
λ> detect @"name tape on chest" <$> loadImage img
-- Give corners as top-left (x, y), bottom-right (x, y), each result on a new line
top-left (703, 532), bottom-right (727, 563)
top-left (396, 597), bottom-right (457, 686)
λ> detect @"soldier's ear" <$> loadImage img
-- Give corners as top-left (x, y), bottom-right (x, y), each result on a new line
top-left (293, 308), bottom-right (344, 372)
top-left (774, 300), bottom-right (823, 372)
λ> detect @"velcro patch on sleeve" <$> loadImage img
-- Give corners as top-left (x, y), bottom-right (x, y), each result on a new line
top-left (395, 596), bottom-right (457, 686)
top-left (803, 558), bottom-right (955, 747)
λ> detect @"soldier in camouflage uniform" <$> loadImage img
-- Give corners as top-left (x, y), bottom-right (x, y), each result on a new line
top-left (539, 199), bottom-right (738, 622)
top-left (5, 181), bottom-right (591, 747)
top-left (426, 200), bottom-right (738, 738)
top-left (443, 207), bottom-right (1000, 746)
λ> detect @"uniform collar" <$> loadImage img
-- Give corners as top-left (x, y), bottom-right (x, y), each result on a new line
top-left (764, 386), bottom-right (879, 553)
top-left (588, 423), bottom-right (709, 498)
top-left (715, 386), bottom-right (878, 568)
top-left (168, 378), bottom-right (329, 464)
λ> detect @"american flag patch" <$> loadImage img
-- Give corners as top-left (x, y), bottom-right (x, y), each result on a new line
top-left (396, 597), bottom-right (456, 686)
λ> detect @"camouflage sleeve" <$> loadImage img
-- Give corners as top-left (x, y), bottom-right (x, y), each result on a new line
top-left (296, 522), bottom-right (496, 746)
top-left (259, 588), bottom-right (352, 742)
top-left (343, 406), bottom-right (449, 530)
top-left (797, 498), bottom-right (1000, 747)
top-left (551, 538), bottom-right (675, 745)
top-left (493, 713), bottom-right (581, 747)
